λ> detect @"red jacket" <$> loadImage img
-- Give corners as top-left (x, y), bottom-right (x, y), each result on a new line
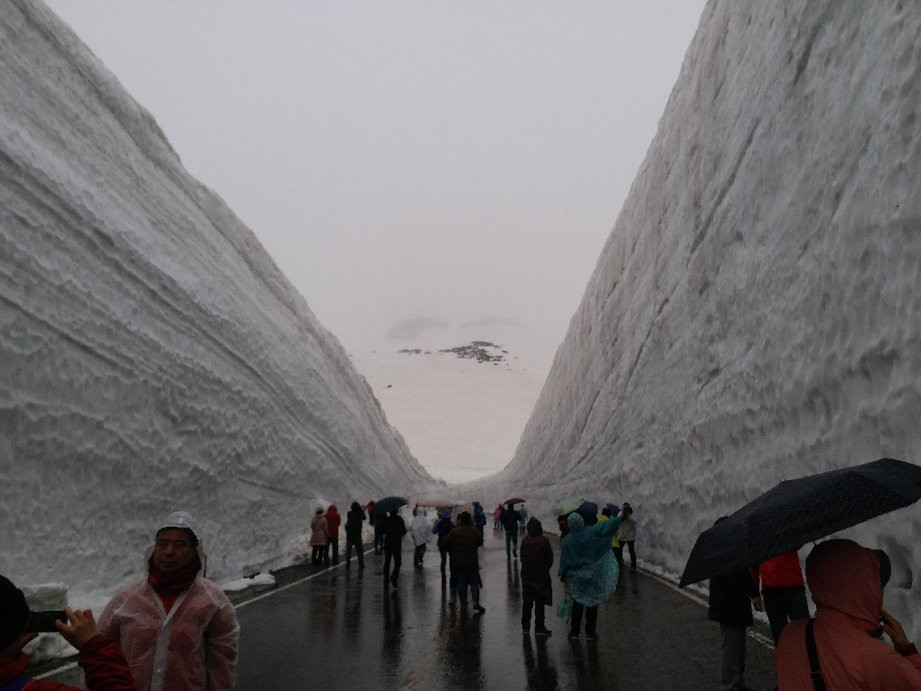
top-left (0, 635), bottom-right (138, 690)
top-left (752, 550), bottom-right (805, 591)
top-left (776, 540), bottom-right (921, 690)
top-left (325, 506), bottom-right (341, 537)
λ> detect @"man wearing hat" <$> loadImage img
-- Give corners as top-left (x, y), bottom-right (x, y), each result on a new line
top-left (0, 574), bottom-right (137, 689)
top-left (99, 511), bottom-right (239, 691)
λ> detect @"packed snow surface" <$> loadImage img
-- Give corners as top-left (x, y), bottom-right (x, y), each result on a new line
top-left (465, 1), bottom-right (921, 639)
top-left (0, 0), bottom-right (437, 598)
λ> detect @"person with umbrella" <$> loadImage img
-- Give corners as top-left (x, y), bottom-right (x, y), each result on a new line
top-left (381, 509), bottom-right (407, 588)
top-left (558, 509), bottom-right (622, 640)
top-left (775, 539), bottom-right (921, 689)
top-left (500, 502), bottom-right (522, 560)
top-left (707, 517), bottom-right (760, 691)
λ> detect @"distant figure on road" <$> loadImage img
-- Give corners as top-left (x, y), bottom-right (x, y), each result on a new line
top-left (776, 539), bottom-right (921, 690)
top-left (325, 504), bottom-right (341, 565)
top-left (519, 517), bottom-right (553, 636)
top-left (518, 503), bottom-right (529, 535)
top-left (616, 502), bottom-right (638, 571)
top-left (558, 511), bottom-right (621, 641)
top-left (493, 505), bottom-right (502, 530)
top-left (100, 511), bottom-right (239, 691)
top-left (382, 511), bottom-right (407, 588)
top-left (309, 507), bottom-right (330, 566)
top-left (472, 502), bottom-right (487, 538)
top-left (433, 508), bottom-right (455, 580)
top-left (443, 511), bottom-right (485, 613)
top-left (706, 517), bottom-right (758, 691)
top-left (410, 506), bottom-right (429, 568)
top-left (500, 504), bottom-right (521, 560)
top-left (750, 549), bottom-right (809, 643)
top-left (344, 501), bottom-right (366, 569)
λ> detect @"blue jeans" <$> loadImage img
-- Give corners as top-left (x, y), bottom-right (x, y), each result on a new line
top-left (454, 567), bottom-right (480, 604)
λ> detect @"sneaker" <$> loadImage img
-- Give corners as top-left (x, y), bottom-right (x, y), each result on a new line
top-left (473, 605), bottom-right (486, 614)
top-left (568, 632), bottom-right (580, 640)
top-left (585, 633), bottom-right (597, 641)
top-left (534, 628), bottom-right (552, 637)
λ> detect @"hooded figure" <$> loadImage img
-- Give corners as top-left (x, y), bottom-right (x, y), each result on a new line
top-left (776, 539), bottom-right (921, 690)
top-left (99, 511), bottom-right (239, 691)
top-left (558, 511), bottom-right (621, 639)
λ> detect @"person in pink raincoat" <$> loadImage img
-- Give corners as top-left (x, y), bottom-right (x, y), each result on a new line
top-left (99, 512), bottom-right (239, 691)
top-left (775, 539), bottom-right (921, 690)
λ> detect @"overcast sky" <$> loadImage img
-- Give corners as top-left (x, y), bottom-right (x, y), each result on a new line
top-left (44, 1), bottom-right (707, 356)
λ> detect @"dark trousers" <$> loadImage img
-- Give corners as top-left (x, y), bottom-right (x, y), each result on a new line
top-left (718, 622), bottom-right (747, 691)
top-left (328, 537), bottom-right (339, 564)
top-left (439, 547), bottom-right (449, 576)
top-left (763, 586), bottom-right (810, 643)
top-left (345, 535), bottom-right (364, 568)
top-left (522, 598), bottom-right (546, 631)
top-left (621, 540), bottom-right (636, 568)
top-left (311, 545), bottom-right (328, 565)
top-left (413, 543), bottom-right (426, 566)
top-left (384, 549), bottom-right (401, 585)
top-left (505, 529), bottom-right (518, 557)
top-left (454, 567), bottom-right (480, 605)
top-left (374, 524), bottom-right (384, 553)
top-left (570, 601), bottom-right (598, 636)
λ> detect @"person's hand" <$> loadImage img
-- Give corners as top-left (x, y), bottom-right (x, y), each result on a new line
top-left (55, 607), bottom-right (101, 651)
top-left (881, 609), bottom-right (914, 654)
top-left (752, 595), bottom-right (764, 612)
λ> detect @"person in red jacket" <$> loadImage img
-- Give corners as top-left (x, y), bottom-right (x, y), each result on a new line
top-left (325, 505), bottom-right (342, 565)
top-left (0, 574), bottom-right (138, 690)
top-left (750, 549), bottom-right (810, 643)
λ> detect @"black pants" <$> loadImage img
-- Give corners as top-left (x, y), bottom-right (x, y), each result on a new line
top-left (384, 549), bottom-right (401, 585)
top-left (311, 545), bottom-right (328, 565)
top-left (413, 543), bottom-right (426, 566)
top-left (763, 586), bottom-right (810, 643)
top-left (345, 535), bottom-right (364, 568)
top-left (570, 601), bottom-right (598, 636)
top-left (328, 537), bottom-right (339, 564)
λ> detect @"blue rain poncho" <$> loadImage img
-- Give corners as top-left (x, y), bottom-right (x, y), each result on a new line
top-left (558, 512), bottom-right (621, 607)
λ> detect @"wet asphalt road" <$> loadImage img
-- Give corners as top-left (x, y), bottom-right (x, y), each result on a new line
top-left (233, 529), bottom-right (777, 690)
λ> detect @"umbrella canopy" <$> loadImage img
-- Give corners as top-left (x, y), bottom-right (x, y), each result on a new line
top-left (416, 499), bottom-right (457, 508)
top-left (552, 497), bottom-right (584, 517)
top-left (680, 458), bottom-right (921, 587)
top-left (503, 497), bottom-right (525, 507)
top-left (371, 496), bottom-right (408, 518)
top-left (577, 501), bottom-right (599, 521)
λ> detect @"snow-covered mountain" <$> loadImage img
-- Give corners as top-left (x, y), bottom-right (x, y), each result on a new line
top-left (465, 1), bottom-right (921, 638)
top-left (0, 0), bottom-right (436, 595)
top-left (348, 317), bottom-right (548, 484)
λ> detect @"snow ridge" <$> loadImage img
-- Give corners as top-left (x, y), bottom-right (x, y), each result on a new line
top-left (465, 1), bottom-right (921, 638)
top-left (0, 0), bottom-right (436, 594)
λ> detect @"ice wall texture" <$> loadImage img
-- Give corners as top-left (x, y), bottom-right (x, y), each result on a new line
top-left (474, 2), bottom-right (921, 632)
top-left (0, 0), bottom-right (433, 593)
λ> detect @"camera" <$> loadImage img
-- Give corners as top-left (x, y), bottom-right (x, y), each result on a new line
top-left (25, 610), bottom-right (68, 633)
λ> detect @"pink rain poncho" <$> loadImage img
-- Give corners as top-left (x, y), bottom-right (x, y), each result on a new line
top-left (99, 576), bottom-right (238, 691)
top-left (775, 539), bottom-right (921, 690)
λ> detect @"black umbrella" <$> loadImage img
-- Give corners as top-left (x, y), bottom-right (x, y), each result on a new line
top-left (371, 496), bottom-right (408, 518)
top-left (680, 458), bottom-right (921, 587)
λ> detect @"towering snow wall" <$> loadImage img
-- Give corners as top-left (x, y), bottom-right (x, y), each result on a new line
top-left (471, 2), bottom-right (921, 633)
top-left (0, 0), bottom-right (434, 594)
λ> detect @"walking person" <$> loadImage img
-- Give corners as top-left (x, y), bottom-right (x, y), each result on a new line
top-left (325, 504), bottom-right (341, 565)
top-left (750, 549), bottom-right (809, 644)
top-left (382, 510), bottom-right (407, 588)
top-left (518, 503), bottom-right (529, 536)
top-left (410, 506), bottom-right (429, 568)
top-left (493, 505), bottom-right (502, 531)
top-left (501, 503), bottom-right (521, 560)
top-left (309, 507), bottom-right (330, 566)
top-left (707, 517), bottom-right (759, 691)
top-left (617, 502), bottom-right (638, 570)
top-left (443, 512), bottom-right (485, 613)
top-left (472, 502), bottom-right (487, 539)
top-left (520, 517), bottom-right (553, 636)
top-left (344, 501), bottom-right (366, 569)
top-left (432, 508), bottom-right (454, 580)
top-left (558, 510), bottom-right (621, 641)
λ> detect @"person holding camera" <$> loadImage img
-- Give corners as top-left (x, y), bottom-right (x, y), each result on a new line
top-left (0, 574), bottom-right (138, 690)
top-left (99, 511), bottom-right (239, 691)
top-left (616, 502), bottom-right (638, 571)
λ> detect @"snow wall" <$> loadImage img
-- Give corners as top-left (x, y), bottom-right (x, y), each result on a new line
top-left (0, 0), bottom-right (436, 594)
top-left (466, 1), bottom-right (921, 637)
